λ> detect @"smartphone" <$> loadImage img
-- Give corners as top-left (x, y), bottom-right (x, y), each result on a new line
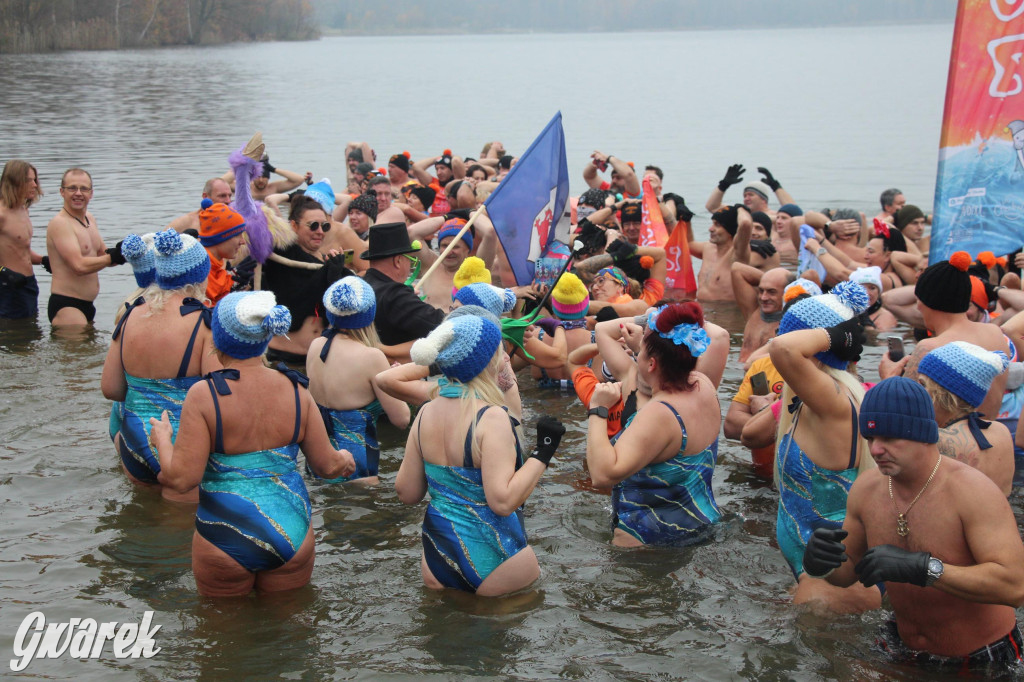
top-left (887, 336), bottom-right (905, 362)
top-left (750, 371), bottom-right (770, 396)
top-left (344, 249), bottom-right (355, 266)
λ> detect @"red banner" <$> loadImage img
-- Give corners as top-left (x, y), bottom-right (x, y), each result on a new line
top-left (638, 177), bottom-right (668, 247)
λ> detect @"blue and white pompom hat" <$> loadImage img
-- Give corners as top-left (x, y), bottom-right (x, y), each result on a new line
top-left (304, 178), bottom-right (335, 215)
top-left (324, 276), bottom-right (376, 329)
top-left (121, 233), bottom-right (156, 288)
top-left (918, 341), bottom-right (1009, 408)
top-left (410, 315), bottom-right (502, 383)
top-left (152, 228), bottom-right (210, 290)
top-left (777, 280), bottom-right (870, 369)
top-left (212, 291), bottom-right (292, 359)
top-left (453, 283), bottom-right (516, 318)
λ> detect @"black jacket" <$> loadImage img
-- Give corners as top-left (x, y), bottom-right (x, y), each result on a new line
top-left (363, 268), bottom-right (445, 345)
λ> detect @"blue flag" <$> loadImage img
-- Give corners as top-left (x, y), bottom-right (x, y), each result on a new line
top-left (485, 112), bottom-right (570, 285)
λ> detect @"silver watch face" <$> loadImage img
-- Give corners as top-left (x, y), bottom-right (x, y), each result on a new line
top-left (928, 557), bottom-right (943, 577)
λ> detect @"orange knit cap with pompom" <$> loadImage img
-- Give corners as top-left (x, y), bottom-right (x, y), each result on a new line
top-left (976, 251), bottom-right (996, 269)
top-left (950, 251), bottom-right (972, 272)
top-left (639, 255), bottom-right (654, 269)
top-left (402, 151), bottom-right (410, 158)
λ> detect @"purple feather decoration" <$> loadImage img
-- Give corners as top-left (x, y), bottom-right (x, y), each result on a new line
top-left (229, 148), bottom-right (272, 263)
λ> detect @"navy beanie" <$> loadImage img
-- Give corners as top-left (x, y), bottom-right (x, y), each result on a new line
top-left (859, 377), bottom-right (939, 444)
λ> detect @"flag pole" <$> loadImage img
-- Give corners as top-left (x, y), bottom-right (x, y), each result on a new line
top-left (414, 205), bottom-right (488, 295)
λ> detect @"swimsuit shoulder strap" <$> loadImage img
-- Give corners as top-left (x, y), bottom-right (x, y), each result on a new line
top-left (947, 411), bottom-right (993, 451)
top-left (319, 327), bottom-right (340, 363)
top-left (847, 396), bottom-right (859, 470)
top-left (176, 298), bottom-right (212, 378)
top-left (462, 406), bottom-right (493, 469)
top-left (273, 363), bottom-right (309, 445)
top-left (204, 368), bottom-right (240, 454)
top-left (113, 296), bottom-right (145, 369)
top-left (658, 400), bottom-right (687, 451)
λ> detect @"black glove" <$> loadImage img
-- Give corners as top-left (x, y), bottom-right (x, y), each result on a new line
top-left (231, 256), bottom-right (257, 290)
top-left (40, 256), bottom-right (51, 274)
top-left (183, 228), bottom-right (200, 239)
top-left (105, 240), bottom-right (126, 266)
top-left (531, 415), bottom-right (566, 467)
top-left (323, 252), bottom-right (351, 282)
top-left (855, 545), bottom-right (930, 587)
top-left (287, 189), bottom-right (306, 202)
top-left (749, 239), bottom-right (777, 259)
top-left (595, 306), bottom-right (620, 323)
top-left (824, 317), bottom-right (866, 362)
top-left (261, 154), bottom-right (276, 175)
top-left (662, 192), bottom-right (694, 223)
top-left (802, 528), bottom-right (848, 578)
top-left (757, 166), bottom-right (781, 191)
top-left (446, 208), bottom-right (472, 222)
top-left (535, 317), bottom-right (559, 337)
top-left (606, 239), bottom-right (637, 265)
top-left (717, 164), bottom-right (745, 192)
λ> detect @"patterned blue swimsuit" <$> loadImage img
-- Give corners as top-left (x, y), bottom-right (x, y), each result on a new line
top-left (195, 367), bottom-right (312, 573)
top-left (114, 297), bottom-right (210, 484)
top-left (419, 396), bottom-right (528, 593)
top-left (611, 401), bottom-right (721, 545)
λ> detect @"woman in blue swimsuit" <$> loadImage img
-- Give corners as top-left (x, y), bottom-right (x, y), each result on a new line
top-left (150, 291), bottom-right (356, 597)
top-left (306, 276), bottom-right (411, 484)
top-left (395, 314), bottom-right (564, 596)
top-left (586, 302), bottom-right (724, 547)
top-left (100, 230), bottom-right (219, 502)
top-left (769, 280), bottom-right (881, 612)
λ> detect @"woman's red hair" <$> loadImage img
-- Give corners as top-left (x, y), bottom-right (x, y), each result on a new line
top-left (643, 302), bottom-right (705, 392)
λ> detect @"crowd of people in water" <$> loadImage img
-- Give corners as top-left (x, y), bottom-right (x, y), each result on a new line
top-left (4, 139), bottom-right (1024, 672)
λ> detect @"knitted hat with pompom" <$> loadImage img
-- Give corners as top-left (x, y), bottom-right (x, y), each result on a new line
top-left (777, 280), bottom-right (870, 369)
top-left (915, 251), bottom-right (972, 313)
top-left (212, 291), bottom-right (292, 359)
top-left (410, 315), bottom-right (501, 383)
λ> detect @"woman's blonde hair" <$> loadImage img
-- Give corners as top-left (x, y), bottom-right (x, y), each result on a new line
top-left (143, 281), bottom-right (208, 315)
top-left (429, 347), bottom-right (506, 462)
top-left (333, 324), bottom-right (381, 349)
top-left (919, 375), bottom-right (972, 419)
top-left (774, 364), bottom-right (874, 486)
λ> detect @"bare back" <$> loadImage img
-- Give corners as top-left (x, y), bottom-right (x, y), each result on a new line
top-left (306, 335), bottom-right (386, 410)
top-left (116, 299), bottom-right (214, 379)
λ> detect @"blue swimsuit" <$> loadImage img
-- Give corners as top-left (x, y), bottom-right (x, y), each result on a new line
top-left (309, 328), bottom-right (385, 482)
top-left (611, 401), bottom-right (721, 545)
top-left (114, 298), bottom-right (210, 484)
top-left (419, 400), bottom-right (528, 593)
top-left (776, 398), bottom-right (859, 578)
top-left (195, 367), bottom-right (312, 573)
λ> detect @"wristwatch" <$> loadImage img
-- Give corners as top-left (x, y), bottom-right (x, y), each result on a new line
top-left (817, 247), bottom-right (828, 256)
top-left (587, 406), bottom-right (609, 419)
top-left (925, 556), bottom-right (944, 586)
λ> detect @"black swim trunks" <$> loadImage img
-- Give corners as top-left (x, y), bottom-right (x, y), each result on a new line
top-left (877, 619), bottom-right (1023, 672)
top-left (0, 267), bottom-right (39, 319)
top-left (47, 293), bottom-right (96, 323)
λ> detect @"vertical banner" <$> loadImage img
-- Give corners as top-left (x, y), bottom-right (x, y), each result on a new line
top-left (931, 0), bottom-right (1024, 263)
top-left (485, 112), bottom-right (570, 285)
top-left (638, 176), bottom-right (669, 247)
top-left (663, 220), bottom-right (697, 298)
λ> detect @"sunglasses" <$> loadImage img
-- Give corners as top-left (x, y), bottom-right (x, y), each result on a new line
top-left (304, 221), bottom-right (331, 233)
top-left (402, 253), bottom-right (420, 266)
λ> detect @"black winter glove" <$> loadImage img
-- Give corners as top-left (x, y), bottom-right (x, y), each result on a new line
top-left (106, 240), bottom-right (127, 266)
top-left (40, 256), bottom-right (51, 274)
top-left (231, 256), bottom-right (257, 290)
top-left (824, 317), bottom-right (866, 362)
top-left (717, 164), bottom-right (745, 192)
top-left (749, 239), bottom-right (777, 259)
top-left (261, 154), bottom-right (276, 175)
top-left (183, 228), bottom-right (200, 239)
top-left (323, 253), bottom-right (351, 282)
top-left (757, 166), bottom-right (782, 191)
top-left (595, 306), bottom-right (621, 323)
top-left (662, 192), bottom-right (694, 223)
top-left (855, 545), bottom-right (930, 587)
top-left (531, 415), bottom-right (565, 467)
top-left (802, 528), bottom-right (848, 578)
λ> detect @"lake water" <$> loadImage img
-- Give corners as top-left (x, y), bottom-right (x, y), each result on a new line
top-left (5, 23), bottom-right (1015, 681)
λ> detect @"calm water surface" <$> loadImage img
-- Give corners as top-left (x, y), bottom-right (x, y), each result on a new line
top-left (4, 24), bottom-right (1019, 681)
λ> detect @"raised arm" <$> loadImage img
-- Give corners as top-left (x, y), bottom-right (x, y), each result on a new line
top-left (480, 408), bottom-right (549, 515)
top-left (768, 325), bottom-right (861, 420)
top-left (373, 361), bottom-right (434, 406)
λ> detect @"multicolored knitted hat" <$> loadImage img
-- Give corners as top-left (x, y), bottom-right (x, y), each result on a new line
top-left (849, 265), bottom-right (883, 292)
top-left (454, 283), bottom-right (515, 317)
top-left (212, 291), bottom-right (292, 359)
top-left (453, 256), bottom-right (491, 290)
top-left (153, 228), bottom-right (210, 290)
top-left (389, 151), bottom-right (411, 173)
top-left (777, 280), bottom-right (870, 369)
top-left (323, 276), bottom-right (376, 330)
top-left (349, 192), bottom-right (378, 221)
top-left (551, 272), bottom-right (590, 320)
top-left (198, 198), bottom-right (246, 247)
top-left (918, 341), bottom-right (1009, 408)
top-left (916, 251), bottom-right (972, 313)
top-left (121, 233), bottom-right (156, 288)
top-left (410, 315), bottom-right (501, 383)
top-left (304, 179), bottom-right (335, 215)
top-left (438, 218), bottom-right (472, 251)
top-left (860, 377), bottom-right (938, 444)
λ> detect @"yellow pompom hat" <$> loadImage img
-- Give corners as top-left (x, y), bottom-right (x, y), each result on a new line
top-left (453, 256), bottom-right (491, 291)
top-left (551, 272), bottom-right (590, 320)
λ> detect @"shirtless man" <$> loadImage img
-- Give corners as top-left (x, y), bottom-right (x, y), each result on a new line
top-left (873, 187), bottom-right (906, 224)
top-left (583, 151), bottom-right (641, 198)
top-left (689, 204), bottom-right (744, 302)
top-left (730, 266), bottom-right (793, 362)
top-left (0, 160), bottom-right (44, 319)
top-left (421, 218), bottom-right (474, 310)
top-left (45, 169), bottom-right (126, 326)
top-left (804, 377), bottom-right (1024, 671)
top-left (880, 252), bottom-right (1010, 419)
top-left (167, 177), bottom-right (233, 233)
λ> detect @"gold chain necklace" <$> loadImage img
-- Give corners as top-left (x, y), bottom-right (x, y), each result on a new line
top-left (888, 455), bottom-right (941, 537)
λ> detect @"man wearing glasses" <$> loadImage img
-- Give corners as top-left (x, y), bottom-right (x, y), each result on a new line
top-left (44, 168), bottom-right (125, 326)
top-left (0, 160), bottom-right (45, 319)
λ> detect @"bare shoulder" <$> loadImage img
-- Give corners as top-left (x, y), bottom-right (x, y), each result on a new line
top-left (944, 456), bottom-right (1006, 500)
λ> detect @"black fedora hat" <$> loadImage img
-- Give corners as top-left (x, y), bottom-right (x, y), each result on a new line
top-left (361, 222), bottom-right (419, 260)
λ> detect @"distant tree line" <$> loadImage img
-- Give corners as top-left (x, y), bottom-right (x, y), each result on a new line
top-left (0, 0), bottom-right (318, 53)
top-left (315, 0), bottom-right (957, 33)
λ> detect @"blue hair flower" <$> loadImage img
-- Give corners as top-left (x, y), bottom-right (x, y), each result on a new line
top-left (647, 306), bottom-right (710, 357)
